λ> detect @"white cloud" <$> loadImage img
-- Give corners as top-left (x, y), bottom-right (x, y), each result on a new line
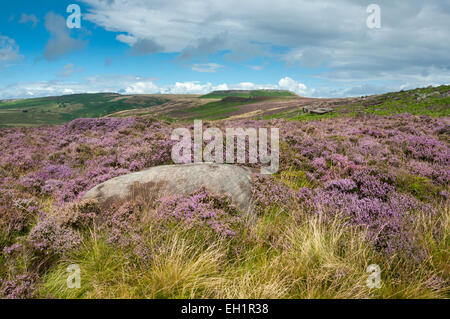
top-left (0, 76), bottom-right (311, 99)
top-left (215, 83), bottom-right (229, 90)
top-left (78, 0), bottom-right (450, 84)
top-left (166, 82), bottom-right (214, 94)
top-left (0, 35), bottom-right (22, 68)
top-left (119, 79), bottom-right (159, 94)
top-left (247, 65), bottom-right (265, 71)
top-left (191, 63), bottom-right (224, 73)
top-left (218, 78), bottom-right (311, 95)
top-left (18, 14), bottom-right (39, 28)
top-left (233, 82), bottom-right (260, 90)
top-left (278, 77), bottom-right (308, 95)
top-left (116, 34), bottom-right (137, 46)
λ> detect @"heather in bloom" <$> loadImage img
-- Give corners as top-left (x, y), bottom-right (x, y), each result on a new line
top-left (1, 117), bottom-right (175, 204)
top-left (3, 243), bottom-right (23, 257)
top-left (156, 187), bottom-right (241, 237)
top-left (351, 168), bottom-right (395, 200)
top-left (324, 179), bottom-right (357, 192)
top-left (103, 201), bottom-right (144, 247)
top-left (27, 218), bottom-right (82, 256)
top-left (0, 114), bottom-right (448, 299)
top-left (0, 193), bottom-right (41, 247)
top-left (251, 175), bottom-right (296, 213)
top-left (298, 187), bottom-right (435, 259)
top-left (1, 273), bottom-right (37, 299)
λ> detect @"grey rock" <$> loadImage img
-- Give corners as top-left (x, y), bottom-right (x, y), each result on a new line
top-left (82, 163), bottom-right (257, 213)
top-left (309, 107), bottom-right (334, 115)
top-left (303, 106), bottom-right (334, 115)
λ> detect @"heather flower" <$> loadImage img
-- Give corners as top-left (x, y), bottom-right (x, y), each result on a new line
top-left (404, 135), bottom-right (448, 164)
top-left (0, 111), bottom-right (448, 274)
top-left (0, 194), bottom-right (40, 243)
top-left (1, 274), bottom-right (37, 299)
top-left (351, 154), bottom-right (365, 165)
top-left (156, 187), bottom-right (240, 237)
top-left (352, 169), bottom-right (395, 200)
top-left (3, 243), bottom-right (23, 256)
top-left (27, 218), bottom-right (82, 256)
top-left (324, 179), bottom-right (357, 192)
top-left (296, 187), bottom-right (313, 203)
top-left (103, 201), bottom-right (143, 246)
top-left (301, 188), bottom-right (432, 259)
top-left (312, 157), bottom-right (327, 169)
top-left (252, 175), bottom-right (296, 213)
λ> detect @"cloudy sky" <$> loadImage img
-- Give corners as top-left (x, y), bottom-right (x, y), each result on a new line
top-left (0, 0), bottom-right (449, 99)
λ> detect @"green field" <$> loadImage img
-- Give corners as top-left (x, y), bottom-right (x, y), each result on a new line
top-left (200, 90), bottom-right (296, 99)
top-left (0, 86), bottom-right (448, 127)
top-left (264, 85), bottom-right (450, 121)
top-left (0, 93), bottom-right (169, 127)
top-left (184, 100), bottom-right (242, 120)
top-left (0, 90), bottom-right (298, 127)
top-left (183, 90), bottom-right (297, 120)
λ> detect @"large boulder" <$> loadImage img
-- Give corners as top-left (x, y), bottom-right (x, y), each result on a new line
top-left (82, 163), bottom-right (257, 213)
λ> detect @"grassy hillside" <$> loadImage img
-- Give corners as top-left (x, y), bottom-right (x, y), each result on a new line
top-left (180, 90), bottom-right (298, 120)
top-left (0, 93), bottom-right (169, 127)
top-left (265, 85), bottom-right (450, 121)
top-left (0, 86), bottom-right (448, 127)
top-left (200, 89), bottom-right (296, 99)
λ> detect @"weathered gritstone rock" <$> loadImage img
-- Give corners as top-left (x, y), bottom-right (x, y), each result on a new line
top-left (83, 163), bottom-right (257, 213)
top-left (303, 106), bottom-right (334, 115)
top-left (310, 108), bottom-right (334, 115)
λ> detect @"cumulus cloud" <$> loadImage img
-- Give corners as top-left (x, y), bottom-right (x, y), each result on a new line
top-left (18, 14), bottom-right (39, 28)
top-left (278, 77), bottom-right (309, 95)
top-left (79, 0), bottom-right (450, 86)
top-left (43, 12), bottom-right (86, 61)
top-left (119, 80), bottom-right (159, 94)
top-left (0, 75), bottom-right (154, 99)
top-left (0, 76), bottom-right (310, 99)
top-left (0, 35), bottom-right (22, 68)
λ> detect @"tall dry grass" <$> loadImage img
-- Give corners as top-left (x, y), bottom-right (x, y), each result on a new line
top-left (40, 203), bottom-right (449, 299)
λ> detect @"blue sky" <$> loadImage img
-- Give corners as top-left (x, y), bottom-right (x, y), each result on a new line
top-left (0, 0), bottom-right (449, 99)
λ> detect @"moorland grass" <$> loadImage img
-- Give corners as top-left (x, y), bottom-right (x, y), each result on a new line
top-left (38, 203), bottom-right (449, 299)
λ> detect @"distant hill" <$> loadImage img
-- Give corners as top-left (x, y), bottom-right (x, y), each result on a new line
top-left (0, 85), bottom-right (448, 127)
top-left (200, 89), bottom-right (296, 99)
top-left (0, 93), bottom-right (170, 127)
top-left (0, 90), bottom-right (298, 127)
